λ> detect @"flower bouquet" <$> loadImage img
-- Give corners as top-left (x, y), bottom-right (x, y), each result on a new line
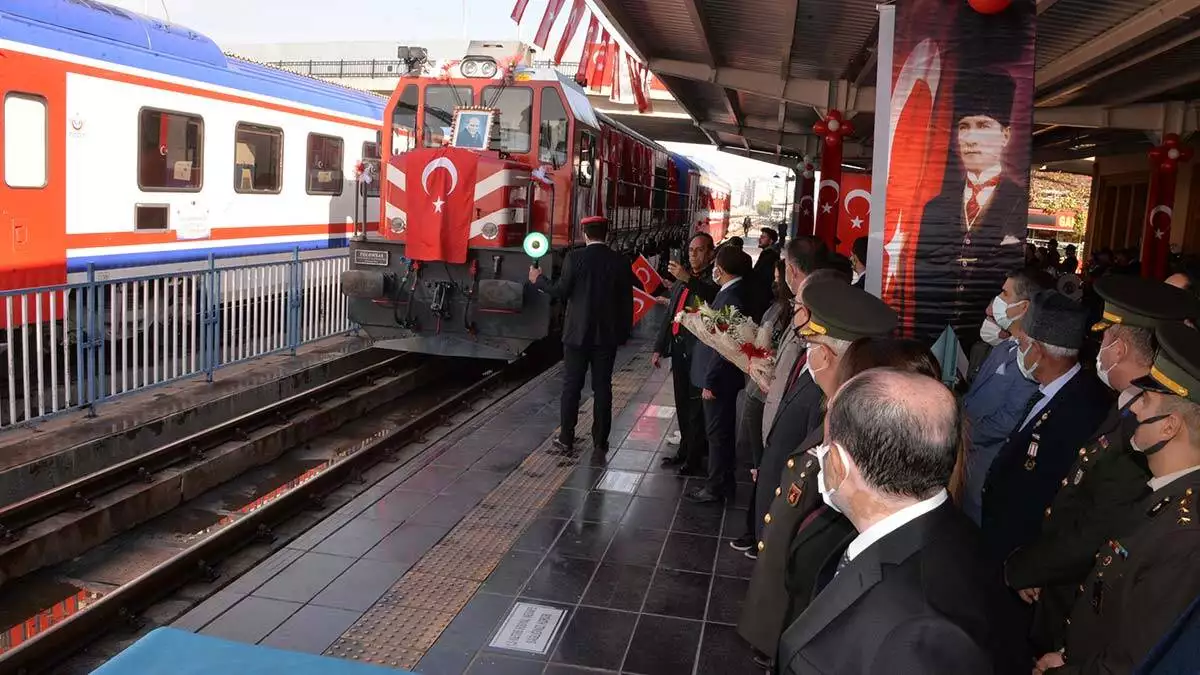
top-left (676, 303), bottom-right (776, 387)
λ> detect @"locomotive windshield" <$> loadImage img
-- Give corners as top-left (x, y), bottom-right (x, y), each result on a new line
top-left (391, 84), bottom-right (418, 155)
top-left (422, 85), bottom-right (473, 147)
top-left (481, 86), bottom-right (532, 153)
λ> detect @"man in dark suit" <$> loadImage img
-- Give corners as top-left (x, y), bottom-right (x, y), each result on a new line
top-left (752, 226), bottom-right (781, 291)
top-left (850, 236), bottom-right (868, 290)
top-left (1007, 277), bottom-right (1198, 654)
top-left (738, 282), bottom-right (896, 667)
top-left (778, 369), bottom-right (1029, 673)
top-left (686, 246), bottom-right (758, 503)
top-left (913, 70), bottom-right (1027, 345)
top-left (653, 233), bottom-right (718, 475)
top-left (1040, 322), bottom-right (1200, 673)
top-left (981, 290), bottom-right (1112, 562)
top-left (529, 216), bottom-right (635, 458)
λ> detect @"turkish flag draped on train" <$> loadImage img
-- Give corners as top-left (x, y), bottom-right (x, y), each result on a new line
top-left (402, 147), bottom-right (479, 264)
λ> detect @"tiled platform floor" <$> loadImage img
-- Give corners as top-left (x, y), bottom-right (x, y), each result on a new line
top-left (170, 340), bottom-right (758, 675)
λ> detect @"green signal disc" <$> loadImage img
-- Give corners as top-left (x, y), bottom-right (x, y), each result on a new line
top-left (523, 232), bottom-right (550, 258)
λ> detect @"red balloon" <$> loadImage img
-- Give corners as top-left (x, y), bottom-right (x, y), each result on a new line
top-left (825, 134), bottom-right (840, 146)
top-left (1182, 147), bottom-right (1196, 161)
top-left (1149, 148), bottom-right (1164, 162)
top-left (827, 109), bottom-right (843, 122)
top-left (1164, 133), bottom-right (1181, 147)
top-left (1162, 160), bottom-right (1177, 173)
top-left (813, 121), bottom-right (828, 135)
top-left (843, 121), bottom-right (856, 136)
top-left (968, 0), bottom-right (1011, 13)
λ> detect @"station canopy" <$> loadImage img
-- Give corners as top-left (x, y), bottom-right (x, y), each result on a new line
top-left (589, 0), bottom-right (1200, 171)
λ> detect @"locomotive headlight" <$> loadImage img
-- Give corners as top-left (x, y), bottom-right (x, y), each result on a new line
top-left (479, 61), bottom-right (499, 78)
top-left (461, 60), bottom-right (479, 77)
top-left (390, 216), bottom-right (407, 233)
top-left (480, 222), bottom-right (500, 240)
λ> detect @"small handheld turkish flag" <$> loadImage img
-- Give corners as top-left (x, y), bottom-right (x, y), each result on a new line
top-left (632, 286), bottom-right (656, 326)
top-left (631, 255), bottom-right (664, 295)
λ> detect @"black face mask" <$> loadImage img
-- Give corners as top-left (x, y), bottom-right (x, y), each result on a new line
top-left (1117, 391), bottom-right (1146, 443)
top-left (1129, 413), bottom-right (1173, 456)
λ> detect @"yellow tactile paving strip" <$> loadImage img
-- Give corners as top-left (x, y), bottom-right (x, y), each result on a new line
top-left (325, 348), bottom-right (651, 669)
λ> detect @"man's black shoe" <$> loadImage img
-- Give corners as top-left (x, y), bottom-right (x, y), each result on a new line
top-left (677, 464), bottom-right (704, 477)
top-left (685, 488), bottom-right (724, 504)
top-left (661, 455), bottom-right (685, 468)
top-left (550, 439), bottom-right (575, 455)
top-left (730, 535), bottom-right (755, 552)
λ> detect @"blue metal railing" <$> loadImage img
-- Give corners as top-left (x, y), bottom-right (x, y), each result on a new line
top-left (0, 250), bottom-right (354, 430)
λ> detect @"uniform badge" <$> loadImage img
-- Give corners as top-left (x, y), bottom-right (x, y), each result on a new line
top-left (1109, 540), bottom-right (1129, 560)
top-left (787, 482), bottom-right (802, 506)
top-left (1149, 497), bottom-right (1172, 517)
top-left (1072, 468), bottom-right (1084, 485)
top-left (1024, 437), bottom-right (1040, 471)
top-left (1098, 435), bottom-right (1109, 449)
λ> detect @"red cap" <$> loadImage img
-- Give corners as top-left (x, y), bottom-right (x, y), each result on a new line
top-left (581, 215), bottom-right (608, 225)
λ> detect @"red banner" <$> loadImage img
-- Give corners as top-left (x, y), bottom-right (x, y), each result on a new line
top-left (403, 147), bottom-right (479, 264)
top-left (627, 54), bottom-right (652, 113)
top-left (884, 0), bottom-right (1033, 343)
top-left (533, 0), bottom-right (566, 49)
top-left (577, 15), bottom-right (600, 83)
top-left (588, 30), bottom-right (610, 92)
top-left (631, 255), bottom-right (663, 294)
top-left (609, 43), bottom-right (622, 102)
top-left (1141, 134), bottom-right (1193, 279)
top-left (836, 173), bottom-right (873, 257)
top-left (632, 286), bottom-right (656, 326)
top-left (553, 0), bottom-right (586, 65)
top-left (511, 0), bottom-right (531, 23)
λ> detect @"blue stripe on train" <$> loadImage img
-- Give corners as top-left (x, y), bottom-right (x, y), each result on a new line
top-left (67, 237), bottom-right (350, 273)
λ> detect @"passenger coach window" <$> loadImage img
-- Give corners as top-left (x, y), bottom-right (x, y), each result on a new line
top-left (539, 90), bottom-right (570, 168)
top-left (392, 84), bottom-right (418, 154)
top-left (423, 86), bottom-right (473, 148)
top-left (233, 123), bottom-right (283, 194)
top-left (3, 94), bottom-right (48, 189)
top-left (306, 133), bottom-right (344, 196)
top-left (481, 86), bottom-right (532, 153)
top-left (577, 132), bottom-right (595, 188)
top-left (138, 108), bottom-right (203, 191)
top-left (362, 141), bottom-right (381, 198)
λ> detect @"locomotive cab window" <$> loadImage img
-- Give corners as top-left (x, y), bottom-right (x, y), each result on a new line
top-left (362, 141), bottom-right (381, 198)
top-left (306, 133), bottom-right (344, 196)
top-left (481, 86), bottom-right (532, 153)
top-left (576, 132), bottom-right (595, 188)
top-left (392, 84), bottom-right (418, 154)
top-left (233, 123), bottom-right (283, 194)
top-left (539, 89), bottom-right (570, 169)
top-left (423, 86), bottom-right (473, 148)
top-left (138, 108), bottom-right (203, 192)
top-left (3, 93), bottom-right (48, 189)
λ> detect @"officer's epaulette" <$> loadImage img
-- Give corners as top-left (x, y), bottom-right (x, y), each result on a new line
top-left (1177, 487), bottom-right (1197, 527)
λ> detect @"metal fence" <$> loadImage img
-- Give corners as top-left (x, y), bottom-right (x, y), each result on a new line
top-left (0, 251), bottom-right (353, 431)
top-left (263, 59), bottom-right (581, 80)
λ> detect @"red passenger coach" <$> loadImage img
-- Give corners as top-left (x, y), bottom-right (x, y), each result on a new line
top-left (341, 41), bottom-right (729, 360)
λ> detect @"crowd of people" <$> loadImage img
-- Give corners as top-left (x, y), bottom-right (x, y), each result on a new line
top-left (534, 216), bottom-right (1200, 673)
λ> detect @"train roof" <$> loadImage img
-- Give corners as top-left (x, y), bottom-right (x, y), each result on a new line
top-left (0, 0), bottom-right (386, 120)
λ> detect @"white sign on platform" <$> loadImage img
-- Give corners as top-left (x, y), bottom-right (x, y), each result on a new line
top-left (489, 602), bottom-right (566, 655)
top-left (597, 470), bottom-right (641, 494)
top-left (643, 404), bottom-right (676, 419)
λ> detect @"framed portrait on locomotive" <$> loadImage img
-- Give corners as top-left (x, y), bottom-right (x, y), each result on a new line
top-left (452, 108), bottom-right (493, 150)
top-left (878, 0), bottom-right (1036, 346)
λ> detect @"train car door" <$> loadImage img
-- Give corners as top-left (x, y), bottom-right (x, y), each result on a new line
top-left (573, 130), bottom-right (597, 226)
top-left (0, 52), bottom-right (66, 298)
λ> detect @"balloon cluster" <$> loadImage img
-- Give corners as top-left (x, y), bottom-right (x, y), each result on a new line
top-left (1149, 133), bottom-right (1195, 174)
top-left (967, 0), bottom-right (1012, 14)
top-left (813, 110), bottom-right (854, 148)
top-left (797, 155), bottom-right (816, 180)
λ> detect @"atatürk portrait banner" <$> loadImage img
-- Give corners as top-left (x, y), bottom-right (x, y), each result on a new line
top-left (881, 0), bottom-right (1035, 344)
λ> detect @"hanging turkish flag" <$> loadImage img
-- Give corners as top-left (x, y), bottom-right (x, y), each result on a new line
top-left (609, 43), bottom-right (622, 102)
top-left (511, 0), bottom-right (531, 23)
top-left (627, 54), bottom-right (652, 113)
top-left (835, 173), bottom-right (873, 256)
top-left (576, 15), bottom-right (600, 83)
top-left (631, 255), bottom-right (664, 294)
top-left (403, 147), bottom-right (479, 264)
top-left (553, 0), bottom-right (586, 65)
top-left (533, 0), bottom-right (566, 50)
top-left (632, 286), bottom-right (656, 326)
top-left (588, 30), bottom-right (610, 92)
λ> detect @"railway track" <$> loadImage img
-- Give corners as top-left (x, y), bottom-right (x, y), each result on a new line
top-left (0, 346), bottom-right (553, 674)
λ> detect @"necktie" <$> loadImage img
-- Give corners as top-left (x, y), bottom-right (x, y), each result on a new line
top-left (671, 288), bottom-right (691, 336)
top-left (965, 176), bottom-right (1001, 225)
top-left (835, 552), bottom-right (851, 575)
top-left (785, 351), bottom-right (809, 391)
top-left (1019, 391), bottom-right (1046, 428)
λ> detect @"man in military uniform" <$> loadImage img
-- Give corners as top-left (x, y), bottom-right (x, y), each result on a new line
top-left (736, 281), bottom-right (897, 667)
top-left (1006, 277), bottom-right (1199, 655)
top-left (1040, 322), bottom-right (1200, 673)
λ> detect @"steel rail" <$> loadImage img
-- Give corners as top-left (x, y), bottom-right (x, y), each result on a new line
top-left (0, 351), bottom-right (537, 674)
top-left (0, 351), bottom-right (417, 542)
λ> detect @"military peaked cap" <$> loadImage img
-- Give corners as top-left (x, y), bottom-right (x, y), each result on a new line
top-left (1134, 323), bottom-right (1200, 405)
top-left (1092, 276), bottom-right (1200, 332)
top-left (799, 281), bottom-right (897, 341)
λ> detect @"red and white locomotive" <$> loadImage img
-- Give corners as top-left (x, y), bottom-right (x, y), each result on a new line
top-left (341, 41), bottom-right (730, 360)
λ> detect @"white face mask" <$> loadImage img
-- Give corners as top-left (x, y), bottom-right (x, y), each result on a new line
top-left (1017, 342), bottom-right (1039, 381)
top-left (712, 267), bottom-right (722, 283)
top-left (1095, 340), bottom-right (1120, 390)
top-left (1117, 388), bottom-right (1138, 410)
top-left (814, 443), bottom-right (848, 513)
top-left (979, 318), bottom-right (1004, 346)
top-left (991, 295), bottom-right (1026, 331)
